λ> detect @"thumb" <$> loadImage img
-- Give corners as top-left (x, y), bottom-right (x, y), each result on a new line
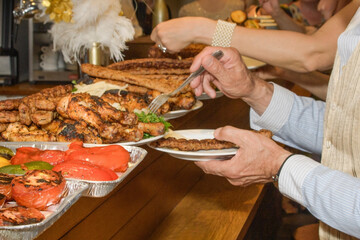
top-left (214, 126), bottom-right (253, 148)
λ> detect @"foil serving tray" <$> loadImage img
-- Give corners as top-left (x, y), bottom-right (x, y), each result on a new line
top-left (0, 142), bottom-right (148, 197)
top-left (0, 180), bottom-right (88, 240)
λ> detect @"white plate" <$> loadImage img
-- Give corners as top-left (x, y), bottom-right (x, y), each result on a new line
top-left (119, 134), bottom-right (165, 146)
top-left (148, 129), bottom-right (238, 161)
top-left (162, 100), bottom-right (203, 120)
top-left (197, 90), bottom-right (224, 100)
top-left (243, 56), bottom-right (266, 69)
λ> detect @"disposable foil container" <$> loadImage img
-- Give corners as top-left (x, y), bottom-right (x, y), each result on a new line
top-left (0, 142), bottom-right (148, 197)
top-left (0, 180), bottom-right (89, 240)
top-left (65, 145), bottom-right (147, 197)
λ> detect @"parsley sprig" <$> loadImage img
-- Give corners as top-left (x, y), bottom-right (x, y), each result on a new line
top-left (136, 111), bottom-right (172, 139)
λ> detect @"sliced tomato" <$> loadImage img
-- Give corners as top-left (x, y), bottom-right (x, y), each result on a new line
top-left (11, 147), bottom-right (65, 166)
top-left (65, 142), bottom-right (130, 172)
top-left (0, 173), bottom-right (13, 200)
top-left (52, 160), bottom-right (118, 181)
top-left (11, 170), bottom-right (66, 210)
top-left (0, 206), bottom-right (45, 226)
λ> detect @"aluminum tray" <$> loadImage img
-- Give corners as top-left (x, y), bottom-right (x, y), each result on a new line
top-left (0, 142), bottom-right (148, 197)
top-left (0, 180), bottom-right (88, 240)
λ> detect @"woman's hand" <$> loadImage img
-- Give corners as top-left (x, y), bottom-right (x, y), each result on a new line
top-left (195, 126), bottom-right (291, 187)
top-left (150, 17), bottom-right (215, 53)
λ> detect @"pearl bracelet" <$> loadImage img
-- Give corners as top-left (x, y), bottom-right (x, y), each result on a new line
top-left (211, 20), bottom-right (236, 47)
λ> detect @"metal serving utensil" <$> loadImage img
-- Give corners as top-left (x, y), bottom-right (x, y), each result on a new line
top-left (148, 50), bottom-right (224, 114)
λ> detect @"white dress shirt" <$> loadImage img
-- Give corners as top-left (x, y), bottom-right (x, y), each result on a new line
top-left (249, 8), bottom-right (360, 238)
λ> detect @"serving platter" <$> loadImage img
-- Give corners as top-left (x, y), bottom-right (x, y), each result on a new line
top-left (0, 180), bottom-right (88, 240)
top-left (163, 100), bottom-right (203, 120)
top-left (119, 134), bottom-right (165, 146)
top-left (197, 90), bottom-right (224, 100)
top-left (0, 142), bottom-right (148, 197)
top-left (148, 129), bottom-right (238, 161)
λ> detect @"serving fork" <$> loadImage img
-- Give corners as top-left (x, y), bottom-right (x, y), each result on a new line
top-left (148, 50), bottom-right (224, 114)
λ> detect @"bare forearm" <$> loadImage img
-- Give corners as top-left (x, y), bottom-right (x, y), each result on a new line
top-left (278, 69), bottom-right (329, 100)
top-left (231, 2), bottom-right (356, 72)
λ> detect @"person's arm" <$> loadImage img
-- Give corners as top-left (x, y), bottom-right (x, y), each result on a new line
top-left (258, 0), bottom-right (307, 33)
top-left (151, 0), bottom-right (358, 72)
top-left (253, 65), bottom-right (329, 100)
top-left (250, 83), bottom-right (325, 154)
top-left (279, 156), bottom-right (360, 238)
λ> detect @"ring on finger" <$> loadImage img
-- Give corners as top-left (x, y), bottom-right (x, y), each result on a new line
top-left (158, 44), bottom-right (167, 53)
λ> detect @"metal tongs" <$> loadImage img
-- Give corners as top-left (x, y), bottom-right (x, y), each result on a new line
top-left (148, 50), bottom-right (224, 114)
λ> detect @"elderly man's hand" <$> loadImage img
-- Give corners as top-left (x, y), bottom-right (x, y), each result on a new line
top-left (190, 47), bottom-right (254, 98)
top-left (195, 126), bottom-right (291, 187)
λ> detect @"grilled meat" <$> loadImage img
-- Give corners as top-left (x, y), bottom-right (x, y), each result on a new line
top-left (0, 206), bottom-right (45, 226)
top-left (81, 63), bottom-right (191, 94)
top-left (0, 111), bottom-right (20, 123)
top-left (0, 123), bottom-right (8, 133)
top-left (167, 91), bottom-right (197, 110)
top-left (19, 85), bottom-right (72, 126)
top-left (107, 58), bottom-right (192, 75)
top-left (1, 122), bottom-right (56, 142)
top-left (30, 110), bottom-right (56, 125)
top-left (137, 122), bottom-right (165, 136)
top-left (151, 137), bottom-right (237, 151)
top-left (0, 98), bottom-right (22, 111)
top-left (44, 119), bottom-right (103, 144)
top-left (57, 93), bottom-right (138, 127)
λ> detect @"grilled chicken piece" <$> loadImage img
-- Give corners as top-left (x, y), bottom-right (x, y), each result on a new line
top-left (150, 137), bottom-right (237, 151)
top-left (100, 123), bottom-right (143, 143)
top-left (167, 91), bottom-right (196, 110)
top-left (137, 122), bottom-right (165, 136)
top-left (0, 206), bottom-right (45, 226)
top-left (102, 90), bottom-right (149, 113)
top-left (19, 85), bottom-right (72, 126)
top-left (30, 110), bottom-right (55, 125)
top-left (43, 119), bottom-right (103, 144)
top-left (0, 98), bottom-right (22, 111)
top-left (57, 93), bottom-right (138, 127)
top-left (57, 93), bottom-right (142, 142)
top-left (0, 111), bottom-right (20, 123)
top-left (0, 124), bottom-right (8, 133)
top-left (1, 122), bottom-right (56, 142)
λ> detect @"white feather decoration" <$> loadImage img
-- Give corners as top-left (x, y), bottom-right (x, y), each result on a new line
top-left (50, 0), bottom-right (135, 63)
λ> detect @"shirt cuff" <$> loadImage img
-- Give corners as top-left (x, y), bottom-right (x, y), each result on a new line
top-left (250, 83), bottom-right (295, 132)
top-left (278, 154), bottom-right (321, 206)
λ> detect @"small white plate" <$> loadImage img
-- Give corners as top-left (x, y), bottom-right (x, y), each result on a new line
top-left (148, 129), bottom-right (238, 161)
top-left (243, 56), bottom-right (266, 70)
top-left (197, 90), bottom-right (224, 100)
top-left (163, 100), bottom-right (203, 120)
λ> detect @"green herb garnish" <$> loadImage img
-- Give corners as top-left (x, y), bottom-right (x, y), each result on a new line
top-left (136, 111), bottom-right (172, 132)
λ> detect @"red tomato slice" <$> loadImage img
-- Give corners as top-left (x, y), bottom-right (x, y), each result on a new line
top-left (65, 142), bottom-right (130, 172)
top-left (11, 170), bottom-right (66, 210)
top-left (11, 147), bottom-right (65, 165)
top-left (52, 160), bottom-right (118, 181)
